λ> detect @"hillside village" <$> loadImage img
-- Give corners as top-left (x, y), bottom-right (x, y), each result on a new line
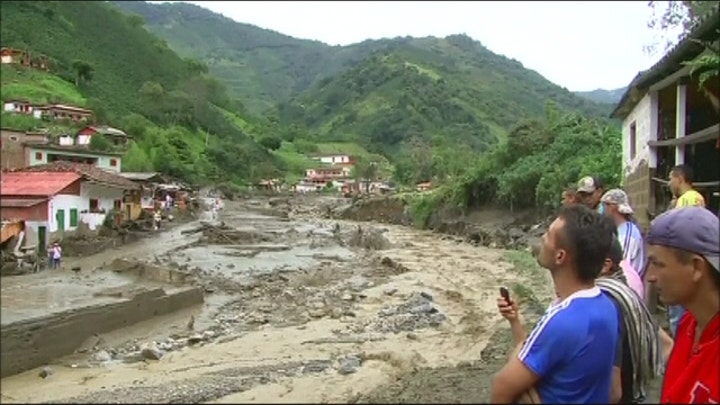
top-left (0, 1), bottom-right (718, 403)
top-left (0, 47), bottom-right (401, 259)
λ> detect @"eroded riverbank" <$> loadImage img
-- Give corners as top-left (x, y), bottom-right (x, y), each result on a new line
top-left (0, 196), bottom-right (555, 404)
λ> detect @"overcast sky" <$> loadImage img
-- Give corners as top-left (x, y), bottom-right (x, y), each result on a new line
top-left (167, 1), bottom-right (680, 92)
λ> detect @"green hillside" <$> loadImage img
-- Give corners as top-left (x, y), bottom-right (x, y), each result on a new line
top-left (0, 0), bottom-right (282, 184)
top-left (273, 37), bottom-right (611, 160)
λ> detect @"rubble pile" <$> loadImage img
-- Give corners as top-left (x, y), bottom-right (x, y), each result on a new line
top-left (349, 291), bottom-right (447, 335)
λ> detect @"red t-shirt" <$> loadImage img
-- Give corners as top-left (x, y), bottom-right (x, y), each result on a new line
top-left (662, 311), bottom-right (720, 403)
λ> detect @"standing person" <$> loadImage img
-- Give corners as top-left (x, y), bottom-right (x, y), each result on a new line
top-left (50, 242), bottom-right (62, 269)
top-left (491, 205), bottom-right (619, 403)
top-left (668, 164), bottom-right (705, 208)
top-left (153, 210), bottom-right (162, 231)
top-left (646, 207), bottom-right (719, 403)
top-left (601, 189), bottom-right (647, 278)
top-left (576, 175), bottom-right (605, 214)
top-left (561, 185), bottom-right (579, 207)
top-left (666, 164), bottom-right (706, 336)
top-left (596, 237), bottom-right (665, 404)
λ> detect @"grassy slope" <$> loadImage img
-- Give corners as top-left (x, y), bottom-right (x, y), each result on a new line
top-left (1, 64), bottom-right (86, 106)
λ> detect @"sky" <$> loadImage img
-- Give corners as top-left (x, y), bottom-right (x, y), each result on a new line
top-left (170, 1), bottom-right (681, 92)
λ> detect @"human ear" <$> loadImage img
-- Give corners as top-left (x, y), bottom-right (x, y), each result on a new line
top-left (690, 255), bottom-right (707, 283)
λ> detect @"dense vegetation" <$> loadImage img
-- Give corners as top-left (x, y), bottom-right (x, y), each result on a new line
top-left (0, 0), bottom-right (283, 184)
top-left (2, 0), bottom-right (625, 199)
top-left (116, 2), bottom-right (614, 116)
top-left (409, 104), bottom-right (622, 226)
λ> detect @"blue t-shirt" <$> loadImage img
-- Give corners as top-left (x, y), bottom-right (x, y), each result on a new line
top-left (518, 287), bottom-right (620, 403)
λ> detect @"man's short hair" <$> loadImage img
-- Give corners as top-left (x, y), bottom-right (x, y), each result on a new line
top-left (670, 164), bottom-right (694, 184)
top-left (556, 205), bottom-right (615, 283)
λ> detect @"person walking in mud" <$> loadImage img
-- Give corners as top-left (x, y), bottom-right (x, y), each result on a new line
top-left (601, 189), bottom-right (646, 279)
top-left (491, 205), bottom-right (620, 403)
top-left (645, 207), bottom-right (720, 403)
top-left (49, 241), bottom-right (62, 270)
top-left (153, 210), bottom-right (162, 231)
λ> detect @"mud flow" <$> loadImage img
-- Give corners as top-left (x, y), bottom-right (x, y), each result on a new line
top-left (1, 196), bottom-right (557, 404)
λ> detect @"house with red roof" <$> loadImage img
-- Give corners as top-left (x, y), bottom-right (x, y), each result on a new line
top-left (1, 162), bottom-right (140, 251)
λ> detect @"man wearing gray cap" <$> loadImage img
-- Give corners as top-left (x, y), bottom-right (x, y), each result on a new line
top-left (601, 189), bottom-right (646, 278)
top-left (645, 206), bottom-right (720, 403)
top-left (576, 176), bottom-right (605, 214)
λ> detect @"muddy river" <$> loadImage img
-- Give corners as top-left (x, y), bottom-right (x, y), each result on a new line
top-left (0, 196), bottom-right (555, 404)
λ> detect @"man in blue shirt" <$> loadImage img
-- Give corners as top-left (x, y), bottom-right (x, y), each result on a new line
top-left (491, 205), bottom-right (621, 403)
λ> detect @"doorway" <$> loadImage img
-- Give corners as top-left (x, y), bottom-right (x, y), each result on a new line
top-left (38, 226), bottom-right (47, 256)
top-left (56, 209), bottom-right (65, 235)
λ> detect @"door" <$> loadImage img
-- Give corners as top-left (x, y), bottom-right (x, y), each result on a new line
top-left (125, 203), bottom-right (132, 221)
top-left (56, 209), bottom-right (65, 235)
top-left (38, 226), bottom-right (47, 256)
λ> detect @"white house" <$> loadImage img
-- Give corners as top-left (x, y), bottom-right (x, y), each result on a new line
top-left (310, 154), bottom-right (353, 164)
top-left (611, 10), bottom-right (719, 229)
top-left (1, 162), bottom-right (140, 245)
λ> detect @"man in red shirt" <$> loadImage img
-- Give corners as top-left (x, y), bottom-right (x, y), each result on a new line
top-left (646, 207), bottom-right (720, 403)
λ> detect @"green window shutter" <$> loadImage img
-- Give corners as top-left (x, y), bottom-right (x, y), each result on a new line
top-left (70, 208), bottom-right (78, 227)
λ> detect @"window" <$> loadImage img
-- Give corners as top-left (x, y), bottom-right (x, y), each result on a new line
top-left (629, 122), bottom-right (637, 160)
top-left (114, 199), bottom-right (122, 210)
top-left (109, 158), bottom-right (118, 167)
top-left (9, 135), bottom-right (19, 141)
top-left (69, 209), bottom-right (78, 227)
top-left (35, 151), bottom-right (42, 160)
top-left (89, 199), bottom-right (99, 212)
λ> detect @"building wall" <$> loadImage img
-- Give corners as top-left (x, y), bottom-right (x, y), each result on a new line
top-left (48, 194), bottom-right (86, 234)
top-left (621, 93), bottom-right (655, 233)
top-left (622, 94), bottom-right (653, 177)
top-left (0, 201), bottom-right (49, 222)
top-left (0, 130), bottom-right (27, 170)
top-left (27, 147), bottom-right (122, 172)
top-left (81, 183), bottom-right (124, 212)
top-left (318, 155), bottom-right (350, 164)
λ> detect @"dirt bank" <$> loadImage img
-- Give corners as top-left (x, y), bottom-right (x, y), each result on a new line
top-left (0, 197), bottom-right (556, 404)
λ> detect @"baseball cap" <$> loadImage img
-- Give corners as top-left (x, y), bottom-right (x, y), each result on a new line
top-left (647, 206), bottom-right (720, 273)
top-left (577, 176), bottom-right (603, 194)
top-left (601, 189), bottom-right (634, 215)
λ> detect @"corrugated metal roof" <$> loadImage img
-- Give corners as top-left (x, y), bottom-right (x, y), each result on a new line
top-left (0, 172), bottom-right (81, 196)
top-left (0, 198), bottom-right (47, 208)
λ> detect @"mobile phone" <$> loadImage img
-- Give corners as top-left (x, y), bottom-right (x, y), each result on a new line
top-left (499, 287), bottom-right (512, 305)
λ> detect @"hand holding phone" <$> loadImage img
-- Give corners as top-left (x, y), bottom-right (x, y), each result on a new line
top-left (500, 286), bottom-right (513, 305)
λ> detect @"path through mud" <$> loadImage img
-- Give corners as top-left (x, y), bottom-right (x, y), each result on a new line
top-left (1, 196), bottom-right (557, 404)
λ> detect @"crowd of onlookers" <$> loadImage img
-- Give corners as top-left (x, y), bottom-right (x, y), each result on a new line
top-left (491, 165), bottom-right (719, 403)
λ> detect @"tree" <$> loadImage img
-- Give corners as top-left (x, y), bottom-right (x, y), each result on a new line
top-left (89, 133), bottom-right (112, 152)
top-left (71, 60), bottom-right (93, 87)
top-left (646, 2), bottom-right (719, 106)
top-left (259, 136), bottom-right (282, 151)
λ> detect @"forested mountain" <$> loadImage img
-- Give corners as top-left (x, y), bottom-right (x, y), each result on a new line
top-left (574, 87), bottom-right (626, 105)
top-left (0, 0), bottom-right (282, 184)
top-left (115, 1), bottom-right (611, 117)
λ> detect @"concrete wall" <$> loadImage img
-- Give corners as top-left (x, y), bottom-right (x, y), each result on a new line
top-left (48, 194), bottom-right (86, 233)
top-left (0, 286), bottom-right (204, 378)
top-left (622, 94), bottom-right (653, 177)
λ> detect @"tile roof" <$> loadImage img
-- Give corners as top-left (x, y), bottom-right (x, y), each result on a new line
top-left (0, 198), bottom-right (48, 208)
top-left (11, 161), bottom-right (139, 190)
top-left (0, 172), bottom-right (82, 196)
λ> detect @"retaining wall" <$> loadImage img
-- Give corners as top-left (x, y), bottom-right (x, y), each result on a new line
top-left (0, 286), bottom-right (204, 378)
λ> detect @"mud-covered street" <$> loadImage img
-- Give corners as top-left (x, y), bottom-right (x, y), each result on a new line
top-left (0, 196), bottom-right (555, 404)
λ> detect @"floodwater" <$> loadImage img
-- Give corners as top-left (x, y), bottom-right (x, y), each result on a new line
top-left (0, 197), bottom-right (556, 404)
